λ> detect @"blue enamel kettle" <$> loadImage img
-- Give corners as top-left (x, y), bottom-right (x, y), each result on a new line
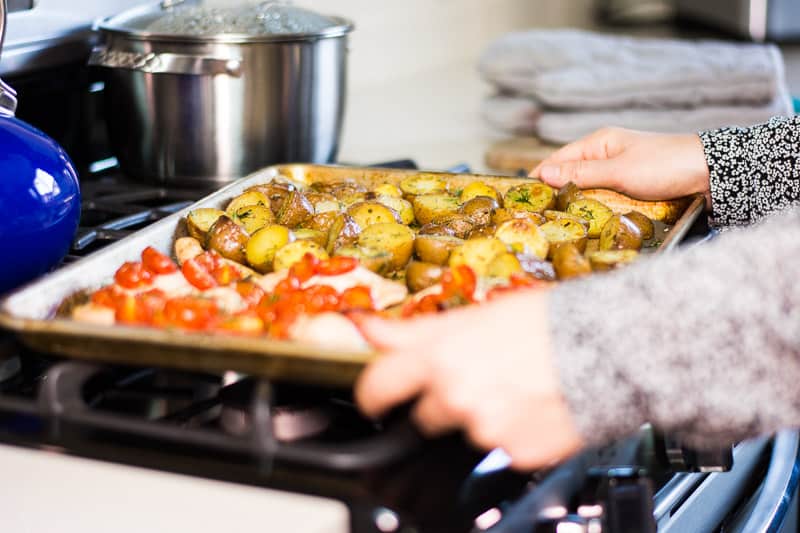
top-left (0, 0), bottom-right (81, 294)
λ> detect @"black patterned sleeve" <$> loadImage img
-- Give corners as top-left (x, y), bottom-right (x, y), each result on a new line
top-left (549, 207), bottom-right (800, 448)
top-left (699, 115), bottom-right (800, 227)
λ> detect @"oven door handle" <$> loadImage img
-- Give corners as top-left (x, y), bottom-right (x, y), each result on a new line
top-left (88, 47), bottom-right (243, 77)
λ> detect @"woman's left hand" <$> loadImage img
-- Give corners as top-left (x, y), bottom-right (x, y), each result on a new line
top-left (354, 290), bottom-right (585, 469)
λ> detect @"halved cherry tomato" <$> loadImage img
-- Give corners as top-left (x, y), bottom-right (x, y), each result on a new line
top-left (218, 313), bottom-right (265, 336)
top-left (114, 262), bottom-right (154, 289)
top-left (316, 256), bottom-right (358, 276)
top-left (288, 253), bottom-right (321, 283)
top-left (236, 281), bottom-right (266, 307)
top-left (162, 297), bottom-right (218, 330)
top-left (141, 247), bottom-right (177, 274)
top-left (305, 285), bottom-right (341, 313)
top-left (441, 264), bottom-right (477, 301)
top-left (340, 285), bottom-right (374, 311)
top-left (91, 285), bottom-right (122, 309)
top-left (182, 258), bottom-right (217, 290)
top-left (212, 264), bottom-right (241, 286)
top-left (273, 276), bottom-right (301, 296)
top-left (194, 251), bottom-right (221, 273)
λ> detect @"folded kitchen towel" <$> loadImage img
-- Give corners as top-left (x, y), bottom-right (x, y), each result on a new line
top-left (482, 89), bottom-right (794, 144)
top-left (479, 29), bottom-right (785, 110)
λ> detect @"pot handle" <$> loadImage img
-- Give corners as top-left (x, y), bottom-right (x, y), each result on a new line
top-left (88, 48), bottom-right (243, 77)
top-left (0, 0), bottom-right (18, 116)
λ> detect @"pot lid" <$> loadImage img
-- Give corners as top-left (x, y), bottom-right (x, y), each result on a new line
top-left (97, 1), bottom-right (353, 43)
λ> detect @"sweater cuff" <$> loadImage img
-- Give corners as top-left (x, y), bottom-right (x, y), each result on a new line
top-left (699, 127), bottom-right (753, 228)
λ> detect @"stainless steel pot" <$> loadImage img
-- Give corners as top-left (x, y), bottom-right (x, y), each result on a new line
top-left (90, 2), bottom-right (353, 186)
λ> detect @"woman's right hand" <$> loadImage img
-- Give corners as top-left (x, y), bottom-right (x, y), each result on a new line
top-left (531, 128), bottom-right (711, 206)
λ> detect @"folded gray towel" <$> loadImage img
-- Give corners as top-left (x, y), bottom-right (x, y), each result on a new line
top-left (482, 90), bottom-right (794, 144)
top-left (479, 29), bottom-right (784, 110)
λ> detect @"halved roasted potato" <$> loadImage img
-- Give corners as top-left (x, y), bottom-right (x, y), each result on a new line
top-left (414, 234), bottom-right (464, 265)
top-left (205, 215), bottom-right (249, 264)
top-left (504, 182), bottom-right (556, 213)
top-left (460, 196), bottom-right (499, 227)
top-left (405, 261), bottom-right (444, 292)
top-left (245, 181), bottom-right (294, 215)
top-left (412, 194), bottom-right (461, 225)
top-left (543, 210), bottom-right (590, 229)
top-left (277, 190), bottom-right (315, 228)
top-left (436, 215), bottom-right (475, 239)
top-left (186, 208), bottom-right (225, 241)
top-left (495, 218), bottom-right (550, 260)
top-left (486, 252), bottom-right (523, 279)
top-left (467, 225), bottom-right (497, 240)
top-left (305, 192), bottom-right (340, 215)
top-left (552, 243), bottom-right (592, 280)
top-left (358, 222), bottom-right (416, 271)
top-left (624, 210), bottom-right (655, 240)
top-left (584, 238), bottom-right (600, 256)
top-left (418, 223), bottom-right (456, 237)
top-left (334, 245), bottom-right (394, 275)
top-left (400, 174), bottom-right (448, 196)
top-left (231, 204), bottom-right (274, 235)
top-left (245, 224), bottom-right (294, 273)
top-left (567, 199), bottom-right (614, 238)
top-left (599, 215), bottom-right (643, 251)
top-left (460, 181), bottom-right (500, 203)
top-left (539, 219), bottom-right (588, 258)
top-left (347, 201), bottom-right (401, 229)
top-left (492, 207), bottom-right (545, 227)
top-left (374, 183), bottom-right (403, 198)
top-left (304, 211), bottom-right (339, 234)
top-left (273, 240), bottom-right (329, 272)
top-left (293, 228), bottom-right (328, 248)
top-left (376, 195), bottom-right (415, 225)
top-left (326, 213), bottom-right (361, 254)
top-left (555, 181), bottom-right (583, 212)
top-left (225, 190), bottom-right (270, 219)
top-left (448, 237), bottom-right (508, 276)
top-left (588, 249), bottom-right (639, 271)
top-left (327, 183), bottom-right (368, 207)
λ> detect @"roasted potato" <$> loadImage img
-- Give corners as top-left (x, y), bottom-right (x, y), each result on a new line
top-left (293, 228), bottom-right (328, 248)
top-left (405, 261), bottom-right (444, 292)
top-left (412, 194), bottom-right (461, 225)
top-left (539, 219), bottom-right (588, 257)
top-left (555, 181), bottom-right (583, 211)
top-left (467, 225), bottom-right (498, 239)
top-left (567, 199), bottom-right (614, 238)
top-left (245, 224), bottom-right (294, 273)
top-left (504, 182), bottom-right (556, 213)
top-left (304, 211), bottom-right (339, 234)
top-left (435, 215), bottom-right (475, 239)
top-left (448, 237), bottom-right (508, 276)
top-left (418, 223), bottom-right (456, 237)
top-left (186, 208), bottom-right (224, 241)
top-left (552, 243), bottom-right (592, 280)
top-left (231, 204), bottom-right (274, 235)
top-left (326, 213), bottom-right (361, 254)
top-left (246, 181), bottom-right (294, 214)
top-left (584, 238), bottom-right (600, 256)
top-left (460, 196), bottom-right (499, 227)
top-left (599, 215), bottom-right (643, 251)
top-left (495, 218), bottom-right (550, 260)
top-left (225, 190), bottom-right (270, 219)
top-left (516, 254), bottom-right (557, 281)
top-left (277, 190), bottom-right (315, 228)
top-left (358, 222), bottom-right (416, 271)
top-left (414, 234), bottom-right (464, 265)
top-left (205, 215), bottom-right (249, 264)
top-left (492, 207), bottom-right (545, 227)
top-left (486, 252), bottom-right (523, 279)
top-left (624, 210), bottom-right (655, 240)
top-left (374, 183), bottom-right (403, 198)
top-left (273, 240), bottom-right (329, 272)
top-left (543, 210), bottom-right (590, 229)
top-left (305, 192), bottom-right (340, 214)
top-left (376, 195), bottom-right (415, 225)
top-left (324, 183), bottom-right (367, 207)
top-left (400, 174), bottom-right (448, 196)
top-left (461, 181), bottom-right (500, 203)
top-left (347, 201), bottom-right (401, 229)
top-left (588, 249), bottom-right (639, 271)
top-left (334, 245), bottom-right (393, 275)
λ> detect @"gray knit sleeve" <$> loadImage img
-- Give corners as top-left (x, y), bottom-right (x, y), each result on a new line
top-left (549, 207), bottom-right (800, 448)
top-left (699, 115), bottom-right (800, 228)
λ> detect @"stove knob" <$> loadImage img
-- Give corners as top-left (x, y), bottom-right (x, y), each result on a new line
top-left (604, 476), bottom-right (656, 533)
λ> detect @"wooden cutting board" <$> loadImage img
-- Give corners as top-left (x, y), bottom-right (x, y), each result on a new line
top-left (485, 136), bottom-right (561, 175)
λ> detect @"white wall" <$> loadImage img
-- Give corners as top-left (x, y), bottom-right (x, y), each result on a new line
top-left (294, 0), bottom-right (596, 88)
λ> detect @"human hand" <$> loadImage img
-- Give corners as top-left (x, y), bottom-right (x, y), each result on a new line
top-left (532, 128), bottom-right (711, 206)
top-left (354, 290), bottom-right (584, 470)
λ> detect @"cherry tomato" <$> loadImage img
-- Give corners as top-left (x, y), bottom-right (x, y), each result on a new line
top-left (316, 256), bottom-right (358, 276)
top-left (91, 286), bottom-right (122, 309)
top-left (235, 281), bottom-right (266, 307)
top-left (288, 253), bottom-right (320, 283)
top-left (182, 258), bottom-right (218, 290)
top-left (162, 297), bottom-right (218, 330)
top-left (141, 247), bottom-right (177, 274)
top-left (451, 265), bottom-right (477, 301)
top-left (274, 276), bottom-right (301, 295)
top-left (114, 262), bottom-right (154, 289)
top-left (212, 264), bottom-right (241, 286)
top-left (340, 285), bottom-right (374, 311)
top-left (305, 285), bottom-right (341, 313)
top-left (218, 313), bottom-right (265, 336)
top-left (194, 251), bottom-right (221, 272)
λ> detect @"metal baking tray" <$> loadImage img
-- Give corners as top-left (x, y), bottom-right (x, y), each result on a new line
top-left (0, 164), bottom-right (705, 387)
